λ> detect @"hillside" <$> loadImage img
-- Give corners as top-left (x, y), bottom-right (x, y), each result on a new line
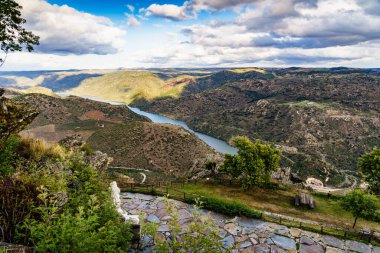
top-left (3, 68), bottom-right (380, 186)
top-left (137, 69), bottom-right (380, 186)
top-left (14, 94), bottom-right (218, 177)
top-left (66, 70), bottom-right (196, 104)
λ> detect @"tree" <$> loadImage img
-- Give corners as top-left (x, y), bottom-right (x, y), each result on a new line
top-left (0, 0), bottom-right (39, 67)
top-left (222, 136), bottom-right (281, 189)
top-left (0, 90), bottom-right (39, 151)
top-left (358, 147), bottom-right (380, 194)
top-left (341, 189), bottom-right (379, 228)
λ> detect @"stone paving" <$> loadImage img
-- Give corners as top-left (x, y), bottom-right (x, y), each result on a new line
top-left (121, 193), bottom-right (379, 253)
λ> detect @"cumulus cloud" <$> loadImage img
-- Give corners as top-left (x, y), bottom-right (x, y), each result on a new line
top-left (145, 4), bottom-right (190, 21)
top-left (132, 0), bottom-right (379, 67)
top-left (144, 0), bottom-right (256, 21)
top-left (18, 0), bottom-right (126, 55)
top-left (187, 0), bottom-right (255, 11)
top-left (183, 0), bottom-right (380, 50)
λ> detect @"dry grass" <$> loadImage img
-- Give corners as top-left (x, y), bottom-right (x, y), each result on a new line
top-left (20, 138), bottom-right (66, 160)
top-left (228, 68), bottom-right (267, 74)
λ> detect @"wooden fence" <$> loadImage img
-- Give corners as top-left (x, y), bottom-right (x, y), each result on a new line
top-left (121, 181), bottom-right (380, 245)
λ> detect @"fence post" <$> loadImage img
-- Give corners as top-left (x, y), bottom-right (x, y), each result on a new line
top-left (279, 217), bottom-right (282, 224)
top-left (344, 231), bottom-right (347, 239)
top-left (299, 222), bottom-right (302, 229)
top-left (321, 226), bottom-right (323, 234)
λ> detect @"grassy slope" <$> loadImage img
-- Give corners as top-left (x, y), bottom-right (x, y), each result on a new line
top-left (228, 68), bottom-right (267, 74)
top-left (178, 183), bottom-right (380, 232)
top-left (6, 87), bottom-right (57, 97)
top-left (68, 70), bottom-right (194, 104)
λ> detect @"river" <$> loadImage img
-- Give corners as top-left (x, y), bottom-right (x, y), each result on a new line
top-left (58, 94), bottom-right (237, 154)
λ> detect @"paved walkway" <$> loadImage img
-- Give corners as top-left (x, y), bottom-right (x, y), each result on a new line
top-left (121, 193), bottom-right (379, 253)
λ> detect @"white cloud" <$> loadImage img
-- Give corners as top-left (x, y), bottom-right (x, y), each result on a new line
top-left (126, 14), bottom-right (141, 27)
top-left (126, 4), bottom-right (135, 13)
top-left (188, 0), bottom-right (255, 11)
top-left (4, 0), bottom-right (380, 70)
top-left (17, 0), bottom-right (126, 55)
top-left (145, 4), bottom-right (190, 21)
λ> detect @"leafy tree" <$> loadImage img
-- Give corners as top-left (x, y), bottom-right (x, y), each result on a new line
top-left (358, 147), bottom-right (380, 194)
top-left (341, 189), bottom-right (379, 228)
top-left (0, 0), bottom-right (39, 67)
top-left (222, 136), bottom-right (281, 189)
top-left (0, 90), bottom-right (39, 151)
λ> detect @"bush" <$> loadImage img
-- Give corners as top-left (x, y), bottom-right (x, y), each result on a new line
top-left (22, 192), bottom-right (132, 253)
top-left (142, 197), bottom-right (230, 253)
top-left (79, 144), bottom-right (94, 156)
top-left (0, 135), bottom-right (20, 177)
top-left (18, 156), bottom-right (133, 252)
top-left (185, 194), bottom-right (262, 219)
top-left (0, 178), bottom-right (41, 244)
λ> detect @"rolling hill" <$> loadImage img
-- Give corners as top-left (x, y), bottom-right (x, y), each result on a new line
top-left (13, 93), bottom-right (218, 177)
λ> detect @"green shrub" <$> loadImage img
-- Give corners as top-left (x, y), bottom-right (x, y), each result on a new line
top-left (185, 194), bottom-right (262, 219)
top-left (0, 135), bottom-right (20, 177)
top-left (0, 178), bottom-right (41, 244)
top-left (142, 197), bottom-right (230, 253)
top-left (17, 155), bottom-right (133, 252)
top-left (79, 144), bottom-right (94, 156)
top-left (22, 193), bottom-right (132, 253)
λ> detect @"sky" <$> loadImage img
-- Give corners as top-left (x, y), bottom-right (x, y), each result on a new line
top-left (2, 0), bottom-right (380, 70)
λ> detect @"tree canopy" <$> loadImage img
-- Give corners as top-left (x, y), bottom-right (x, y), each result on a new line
top-left (0, 0), bottom-right (39, 67)
top-left (222, 136), bottom-right (281, 189)
top-left (341, 189), bottom-right (379, 228)
top-left (358, 147), bottom-right (380, 194)
top-left (0, 90), bottom-right (39, 150)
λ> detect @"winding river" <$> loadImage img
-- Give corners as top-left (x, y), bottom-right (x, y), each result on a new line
top-left (59, 94), bottom-right (237, 154)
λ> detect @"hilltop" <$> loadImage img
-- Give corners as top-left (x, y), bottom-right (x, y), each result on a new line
top-left (13, 93), bottom-right (218, 177)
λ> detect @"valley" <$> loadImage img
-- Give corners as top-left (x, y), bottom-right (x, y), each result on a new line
top-left (2, 67), bottom-right (378, 186)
